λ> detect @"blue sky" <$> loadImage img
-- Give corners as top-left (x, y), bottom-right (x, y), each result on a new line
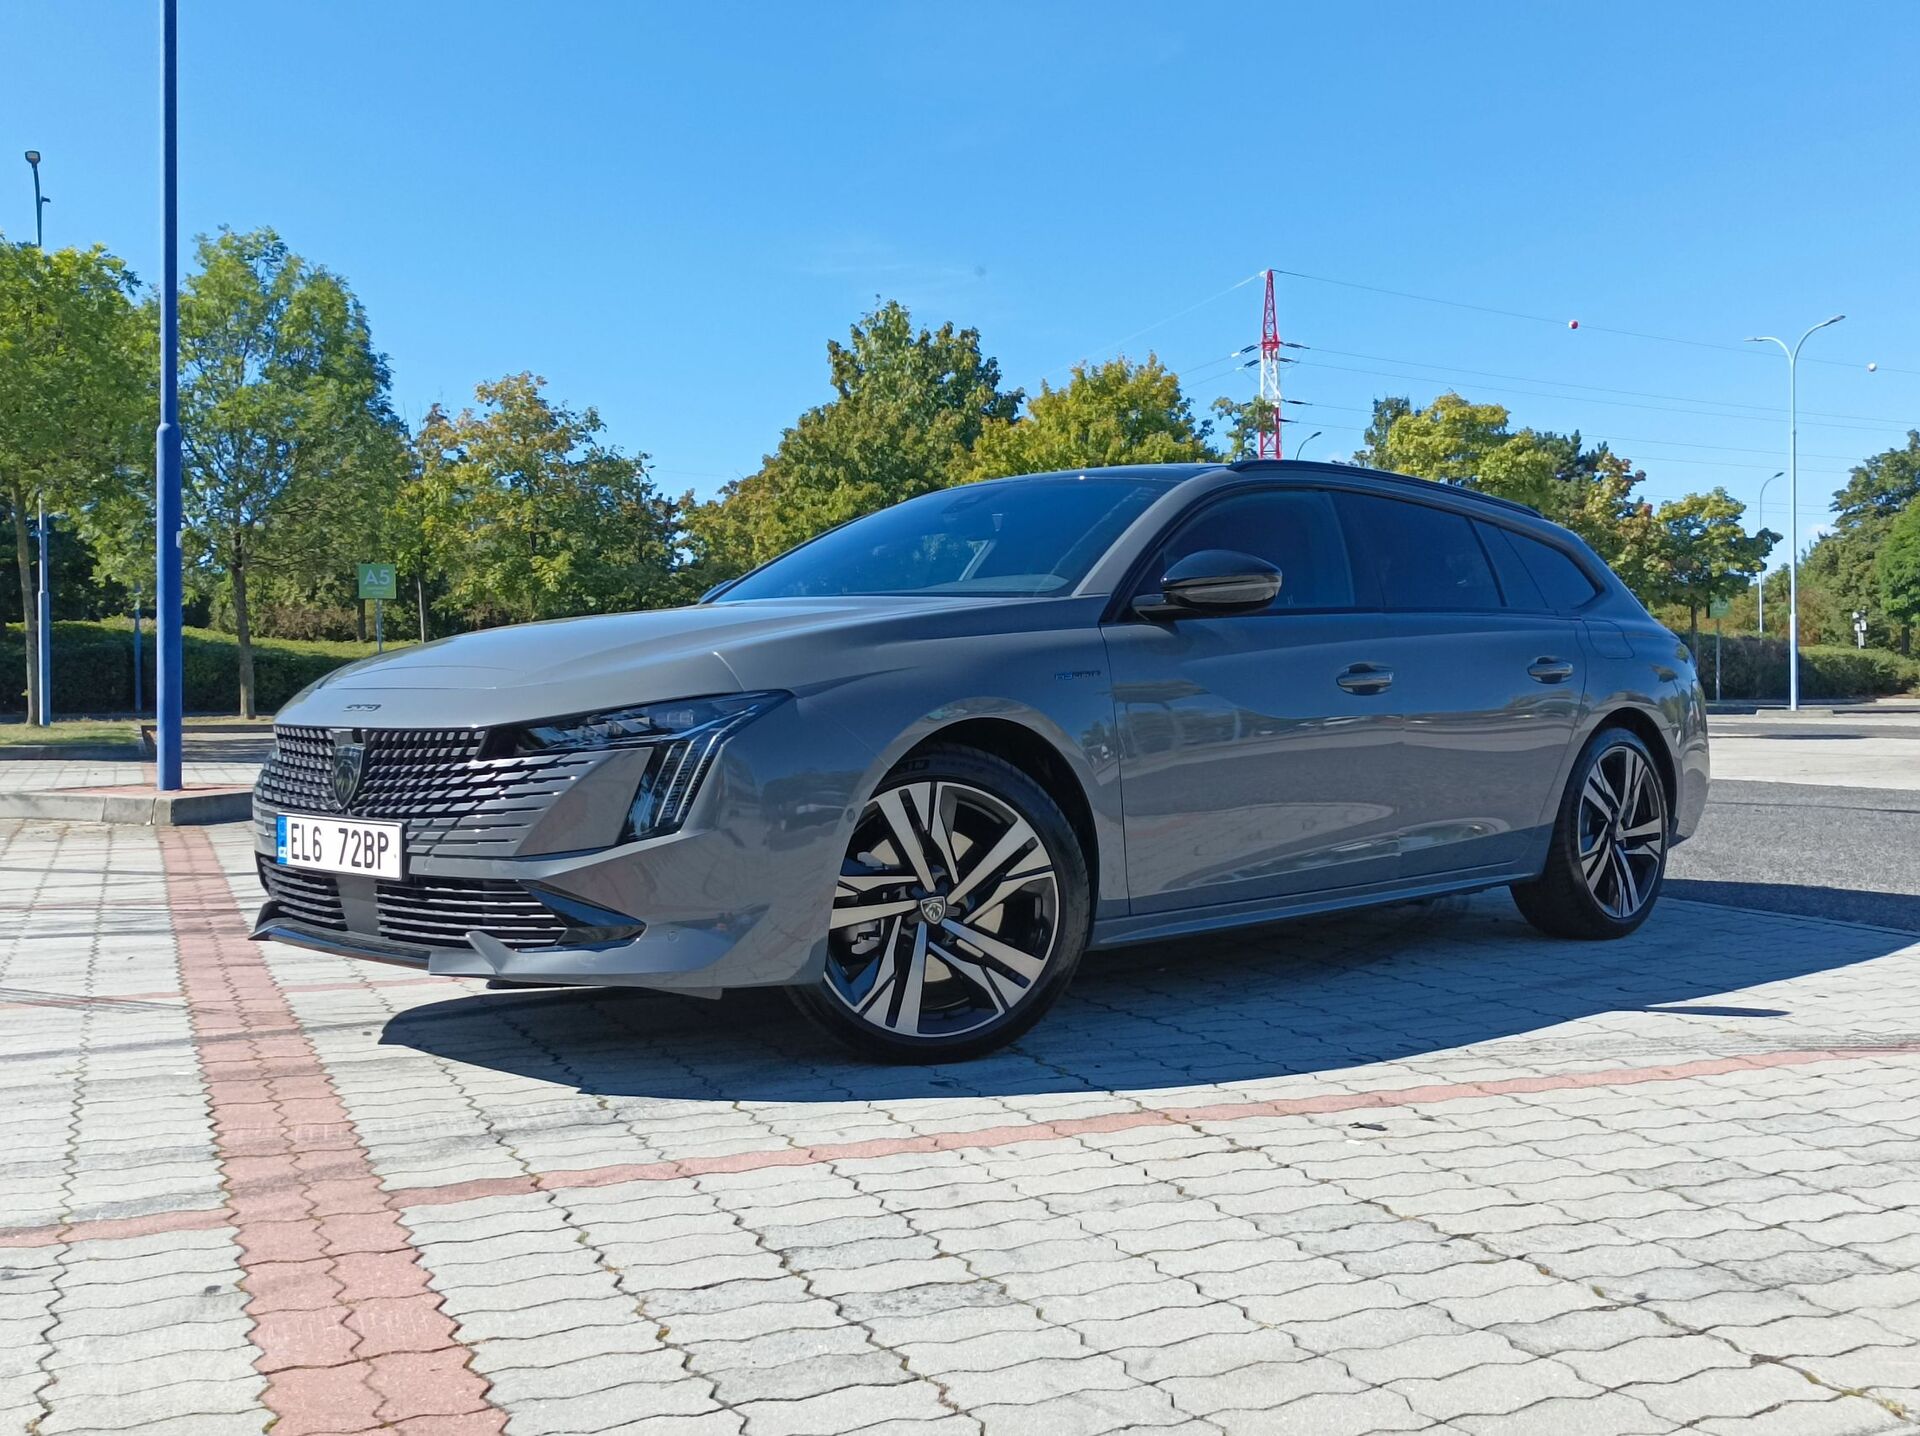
top-left (6, 2), bottom-right (1915, 568)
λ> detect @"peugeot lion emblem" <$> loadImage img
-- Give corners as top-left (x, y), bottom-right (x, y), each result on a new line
top-left (332, 731), bottom-right (366, 811)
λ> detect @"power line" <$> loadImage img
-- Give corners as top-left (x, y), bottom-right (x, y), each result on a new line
top-left (1269, 266), bottom-right (1914, 377)
top-left (1039, 272), bottom-right (1261, 380)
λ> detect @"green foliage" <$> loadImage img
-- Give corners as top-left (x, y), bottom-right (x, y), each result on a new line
top-left (1803, 433), bottom-right (1920, 648)
top-left (0, 239), bottom-right (153, 720)
top-left (688, 301), bottom-right (1018, 578)
top-left (0, 619), bottom-right (398, 714)
top-left (1696, 636), bottom-right (1920, 702)
top-left (405, 374), bottom-right (683, 626)
top-left (966, 356), bottom-right (1214, 481)
top-left (1209, 396), bottom-right (1280, 461)
top-left (1649, 488), bottom-right (1773, 647)
top-left (178, 227), bottom-right (402, 714)
top-left (1878, 498), bottom-right (1920, 635)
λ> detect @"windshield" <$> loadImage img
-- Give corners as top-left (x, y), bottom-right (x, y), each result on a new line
top-left (713, 476), bottom-right (1164, 601)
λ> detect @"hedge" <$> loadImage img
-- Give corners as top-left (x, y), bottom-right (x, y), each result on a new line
top-left (1693, 635), bottom-right (1920, 701)
top-left (0, 621), bottom-right (389, 715)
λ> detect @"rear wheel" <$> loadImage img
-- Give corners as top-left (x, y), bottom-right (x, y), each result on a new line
top-left (791, 746), bottom-right (1090, 1062)
top-left (1512, 726), bottom-right (1669, 939)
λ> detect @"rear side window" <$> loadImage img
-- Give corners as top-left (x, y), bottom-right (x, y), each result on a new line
top-left (1334, 492), bottom-right (1502, 612)
top-left (1476, 523), bottom-right (1547, 609)
top-left (1158, 488), bottom-right (1356, 609)
top-left (1508, 530), bottom-right (1601, 610)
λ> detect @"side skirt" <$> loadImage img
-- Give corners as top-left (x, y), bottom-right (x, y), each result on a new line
top-left (1088, 863), bottom-right (1537, 951)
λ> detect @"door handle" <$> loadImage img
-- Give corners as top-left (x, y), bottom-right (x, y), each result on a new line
top-left (1528, 657), bottom-right (1575, 683)
top-left (1336, 663), bottom-right (1394, 695)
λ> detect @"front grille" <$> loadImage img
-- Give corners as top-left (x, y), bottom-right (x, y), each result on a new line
top-left (259, 861), bottom-right (347, 931)
top-left (255, 725), bottom-right (600, 859)
top-left (257, 858), bottom-right (571, 951)
top-left (375, 877), bottom-right (570, 949)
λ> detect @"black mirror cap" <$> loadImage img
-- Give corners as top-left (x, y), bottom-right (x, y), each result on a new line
top-left (1139, 549), bottom-right (1282, 617)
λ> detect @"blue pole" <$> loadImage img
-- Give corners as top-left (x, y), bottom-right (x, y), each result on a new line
top-left (36, 505), bottom-right (51, 726)
top-left (154, 0), bottom-right (183, 790)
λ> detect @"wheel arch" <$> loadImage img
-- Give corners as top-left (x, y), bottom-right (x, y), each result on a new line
top-left (902, 716), bottom-right (1104, 913)
top-left (1591, 706), bottom-right (1678, 819)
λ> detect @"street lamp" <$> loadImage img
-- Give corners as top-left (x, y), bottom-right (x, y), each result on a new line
top-left (1292, 431), bottom-right (1324, 461)
top-left (1747, 315), bottom-right (1845, 711)
top-left (23, 152), bottom-right (52, 724)
top-left (1755, 470), bottom-right (1783, 636)
top-left (22, 151), bottom-right (47, 248)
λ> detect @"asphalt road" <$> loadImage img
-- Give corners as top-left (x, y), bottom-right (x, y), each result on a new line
top-left (1669, 777), bottom-right (1920, 931)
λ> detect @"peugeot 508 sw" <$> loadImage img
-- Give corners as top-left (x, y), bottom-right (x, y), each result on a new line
top-left (252, 460), bottom-right (1708, 1060)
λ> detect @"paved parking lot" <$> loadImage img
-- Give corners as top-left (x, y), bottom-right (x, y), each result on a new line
top-left (5, 816), bottom-right (1920, 1435)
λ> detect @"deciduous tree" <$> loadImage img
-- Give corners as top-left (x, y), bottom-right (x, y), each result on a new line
top-left (1878, 498), bottom-right (1920, 652)
top-left (689, 301), bottom-right (1018, 578)
top-left (0, 239), bottom-right (150, 720)
top-left (1650, 488), bottom-right (1773, 654)
top-left (178, 228), bottom-right (399, 715)
top-left (408, 375), bottom-right (681, 627)
top-left (966, 356), bottom-right (1213, 481)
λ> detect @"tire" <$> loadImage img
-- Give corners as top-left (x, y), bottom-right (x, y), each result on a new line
top-left (790, 744), bottom-right (1091, 1062)
top-left (1512, 725), bottom-right (1670, 940)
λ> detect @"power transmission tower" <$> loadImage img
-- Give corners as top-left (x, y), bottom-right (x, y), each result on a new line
top-left (1258, 269), bottom-right (1285, 458)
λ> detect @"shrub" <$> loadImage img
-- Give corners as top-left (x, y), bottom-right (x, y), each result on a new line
top-left (1696, 635), bottom-right (1920, 701)
top-left (0, 621), bottom-right (394, 714)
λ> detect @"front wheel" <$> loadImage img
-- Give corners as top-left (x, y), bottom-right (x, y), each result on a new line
top-left (790, 746), bottom-right (1090, 1062)
top-left (1512, 726), bottom-right (1670, 940)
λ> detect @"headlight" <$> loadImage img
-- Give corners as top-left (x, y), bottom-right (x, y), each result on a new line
top-left (509, 691), bottom-right (788, 842)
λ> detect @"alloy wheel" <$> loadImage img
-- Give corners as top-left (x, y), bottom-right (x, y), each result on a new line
top-left (825, 779), bottom-right (1060, 1040)
top-left (1577, 743), bottom-right (1666, 920)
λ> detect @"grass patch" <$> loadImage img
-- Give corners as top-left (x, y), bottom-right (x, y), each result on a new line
top-left (0, 718), bottom-right (140, 747)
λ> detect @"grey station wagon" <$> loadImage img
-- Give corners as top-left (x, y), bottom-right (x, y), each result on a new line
top-left (253, 460), bottom-right (1709, 1060)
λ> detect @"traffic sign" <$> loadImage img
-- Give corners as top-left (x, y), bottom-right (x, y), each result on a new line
top-left (356, 563), bottom-right (397, 601)
top-left (1708, 597), bottom-right (1731, 619)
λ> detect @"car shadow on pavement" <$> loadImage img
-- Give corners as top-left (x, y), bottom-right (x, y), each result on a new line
top-left (377, 886), bottom-right (1920, 1104)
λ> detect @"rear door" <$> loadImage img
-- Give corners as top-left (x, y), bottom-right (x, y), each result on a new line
top-left (1102, 485), bottom-right (1414, 914)
top-left (1330, 491), bottom-right (1586, 882)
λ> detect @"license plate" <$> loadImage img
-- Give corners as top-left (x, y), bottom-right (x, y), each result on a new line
top-left (276, 814), bottom-right (404, 880)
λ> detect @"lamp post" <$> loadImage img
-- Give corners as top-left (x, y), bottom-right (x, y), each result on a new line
top-left (1747, 316), bottom-right (1845, 711)
top-left (24, 152), bottom-right (52, 725)
top-left (155, 0), bottom-right (183, 790)
top-left (1292, 431), bottom-right (1324, 461)
top-left (23, 151), bottom-right (46, 248)
top-left (1755, 470), bottom-right (1783, 636)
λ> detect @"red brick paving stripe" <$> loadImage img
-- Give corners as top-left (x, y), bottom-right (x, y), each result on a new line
top-left (383, 1041), bottom-right (1920, 1212)
top-left (156, 827), bottom-right (505, 1436)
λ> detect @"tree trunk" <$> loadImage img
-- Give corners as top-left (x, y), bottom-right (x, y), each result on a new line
top-left (232, 562), bottom-right (257, 720)
top-left (11, 495), bottom-right (38, 726)
top-left (415, 571), bottom-right (428, 643)
top-left (1688, 603), bottom-right (1699, 661)
top-left (355, 599), bottom-right (366, 643)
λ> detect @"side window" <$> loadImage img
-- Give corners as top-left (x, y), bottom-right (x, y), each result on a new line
top-left (1156, 489), bottom-right (1356, 609)
top-left (1476, 523), bottom-right (1547, 610)
top-left (1509, 531), bottom-right (1601, 610)
top-left (1335, 492), bottom-right (1503, 612)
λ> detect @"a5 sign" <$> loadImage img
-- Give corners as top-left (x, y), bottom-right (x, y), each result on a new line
top-left (356, 562), bottom-right (397, 601)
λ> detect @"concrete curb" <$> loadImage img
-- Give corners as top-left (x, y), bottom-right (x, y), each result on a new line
top-left (0, 786), bottom-right (252, 826)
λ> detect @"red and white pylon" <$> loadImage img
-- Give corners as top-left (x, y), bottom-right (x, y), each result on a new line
top-left (1258, 269), bottom-right (1285, 458)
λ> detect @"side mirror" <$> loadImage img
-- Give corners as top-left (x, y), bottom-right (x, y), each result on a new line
top-left (1135, 549), bottom-right (1282, 619)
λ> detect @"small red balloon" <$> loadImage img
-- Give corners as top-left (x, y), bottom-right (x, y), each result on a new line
top-left (1568, 319), bottom-right (1580, 330)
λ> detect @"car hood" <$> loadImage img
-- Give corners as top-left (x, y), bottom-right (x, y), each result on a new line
top-left (277, 595), bottom-right (1076, 730)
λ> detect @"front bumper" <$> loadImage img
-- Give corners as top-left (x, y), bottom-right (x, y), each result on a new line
top-left (250, 698), bottom-right (875, 992)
